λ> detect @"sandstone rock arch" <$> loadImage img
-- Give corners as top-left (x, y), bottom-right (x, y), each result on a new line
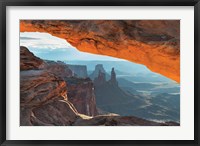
top-left (20, 20), bottom-right (180, 82)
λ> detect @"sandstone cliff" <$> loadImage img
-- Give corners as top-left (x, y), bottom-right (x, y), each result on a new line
top-left (43, 61), bottom-right (97, 116)
top-left (65, 77), bottom-right (98, 116)
top-left (44, 60), bottom-right (73, 78)
top-left (20, 70), bottom-right (79, 126)
top-left (20, 46), bottom-right (98, 125)
top-left (20, 46), bottom-right (45, 70)
top-left (20, 20), bottom-right (180, 82)
top-left (20, 47), bottom-right (79, 125)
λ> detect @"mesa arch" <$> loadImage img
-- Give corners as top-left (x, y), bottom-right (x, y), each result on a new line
top-left (20, 20), bottom-right (180, 83)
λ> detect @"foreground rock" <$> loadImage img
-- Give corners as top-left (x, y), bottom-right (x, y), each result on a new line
top-left (20, 47), bottom-right (98, 119)
top-left (20, 20), bottom-right (180, 82)
top-left (20, 46), bottom-right (44, 70)
top-left (20, 70), bottom-right (79, 126)
top-left (20, 47), bottom-right (80, 125)
top-left (73, 115), bottom-right (179, 126)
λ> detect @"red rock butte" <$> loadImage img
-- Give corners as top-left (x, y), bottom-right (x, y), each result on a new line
top-left (20, 20), bottom-right (180, 83)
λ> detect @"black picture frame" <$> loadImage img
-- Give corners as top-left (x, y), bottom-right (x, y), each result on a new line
top-left (0, 0), bottom-right (199, 145)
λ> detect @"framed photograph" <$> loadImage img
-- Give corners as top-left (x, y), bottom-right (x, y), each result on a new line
top-left (0, 0), bottom-right (199, 145)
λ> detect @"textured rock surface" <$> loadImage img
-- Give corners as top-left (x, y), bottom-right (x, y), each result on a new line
top-left (73, 115), bottom-right (179, 126)
top-left (43, 61), bottom-right (97, 116)
top-left (20, 47), bottom-right (80, 126)
top-left (20, 70), bottom-right (79, 126)
top-left (44, 60), bottom-right (73, 78)
top-left (31, 100), bottom-right (79, 126)
top-left (65, 77), bottom-right (98, 116)
top-left (20, 46), bottom-right (44, 70)
top-left (20, 70), bottom-right (67, 106)
top-left (20, 47), bottom-right (98, 125)
top-left (20, 20), bottom-right (180, 82)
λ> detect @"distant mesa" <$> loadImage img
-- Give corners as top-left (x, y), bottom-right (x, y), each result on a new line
top-left (94, 67), bottom-right (118, 87)
top-left (67, 64), bottom-right (88, 78)
top-left (95, 64), bottom-right (106, 73)
top-left (94, 70), bottom-right (106, 86)
top-left (89, 64), bottom-right (110, 80)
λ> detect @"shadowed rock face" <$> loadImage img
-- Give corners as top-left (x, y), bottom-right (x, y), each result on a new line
top-left (73, 115), bottom-right (179, 126)
top-left (42, 60), bottom-right (97, 116)
top-left (20, 20), bottom-right (180, 82)
top-left (65, 77), bottom-right (98, 116)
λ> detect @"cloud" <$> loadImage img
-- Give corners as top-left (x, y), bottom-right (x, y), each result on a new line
top-left (20, 37), bottom-right (40, 40)
top-left (20, 32), bottom-right (72, 49)
top-left (20, 32), bottom-right (124, 61)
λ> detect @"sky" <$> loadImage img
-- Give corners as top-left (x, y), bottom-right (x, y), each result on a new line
top-left (20, 32), bottom-right (125, 61)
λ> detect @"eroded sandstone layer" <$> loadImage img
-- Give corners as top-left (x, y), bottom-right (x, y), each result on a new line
top-left (20, 46), bottom-right (45, 70)
top-left (20, 69), bottom-right (79, 125)
top-left (20, 46), bottom-right (98, 125)
top-left (20, 20), bottom-right (180, 82)
top-left (20, 70), bottom-right (79, 126)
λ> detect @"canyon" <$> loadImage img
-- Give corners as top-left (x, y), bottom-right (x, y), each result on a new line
top-left (87, 64), bottom-right (180, 122)
top-left (20, 46), bottom-right (178, 126)
top-left (20, 20), bottom-right (180, 82)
